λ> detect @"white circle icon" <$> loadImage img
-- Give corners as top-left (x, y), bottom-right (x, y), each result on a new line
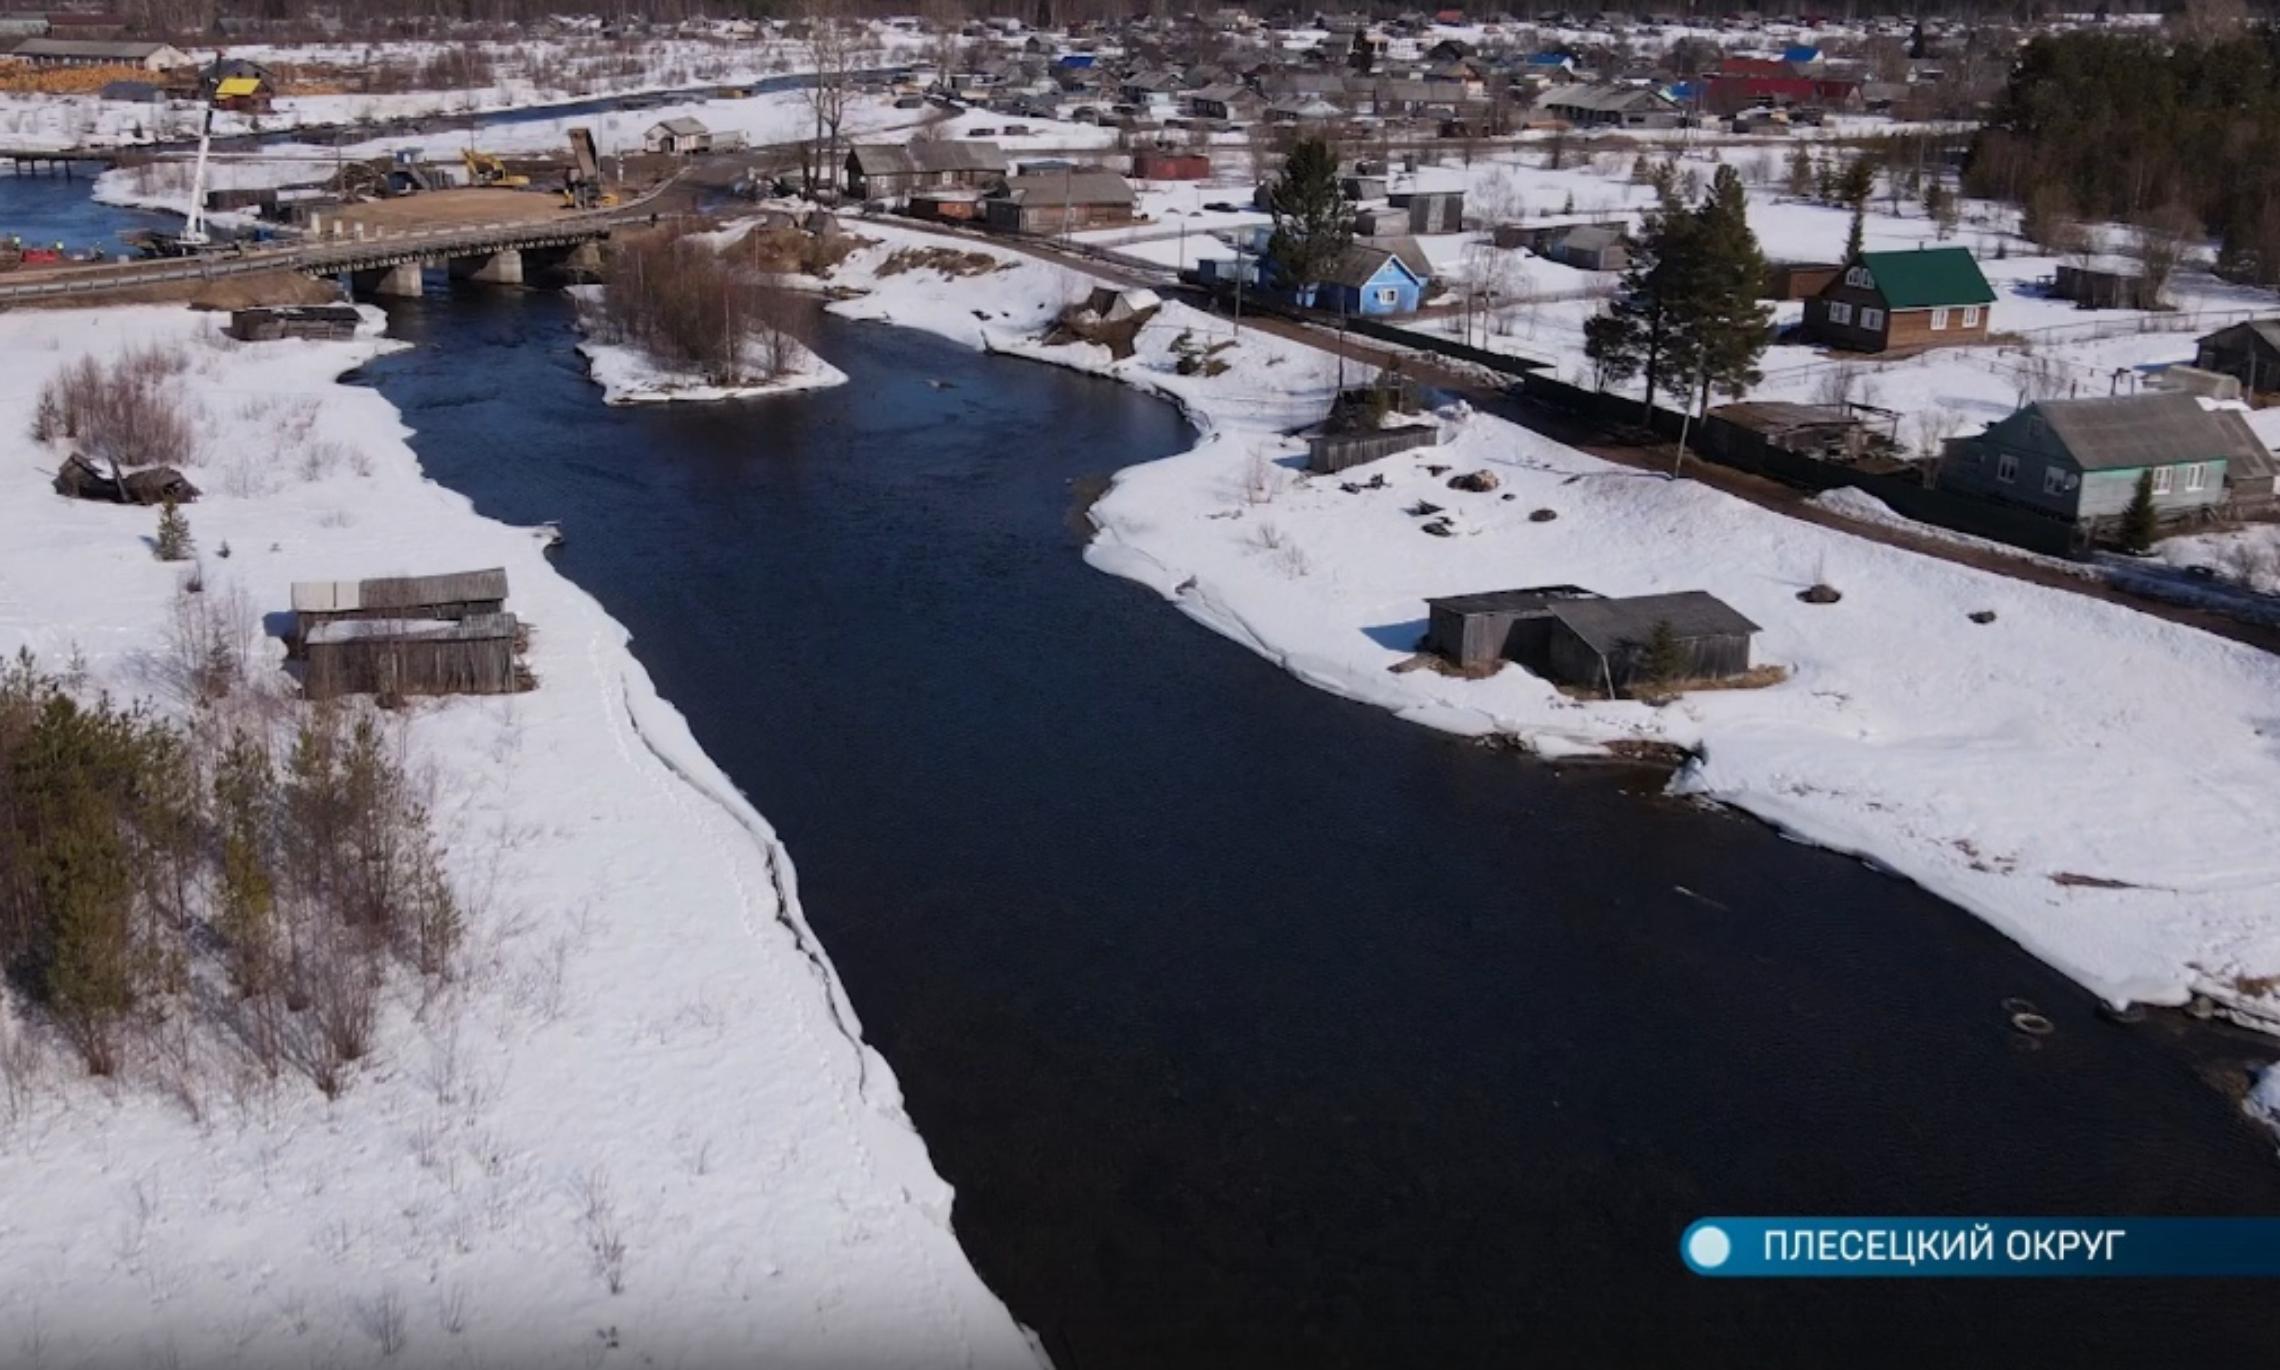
top-left (1687, 1224), bottom-right (1732, 1270)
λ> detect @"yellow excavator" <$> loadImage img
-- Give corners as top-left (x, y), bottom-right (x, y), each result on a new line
top-left (462, 146), bottom-right (530, 189)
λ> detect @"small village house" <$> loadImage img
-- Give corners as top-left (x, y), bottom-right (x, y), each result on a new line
top-left (1299, 242), bottom-right (1429, 316)
top-left (984, 171), bottom-right (1136, 234)
top-left (302, 615), bottom-right (520, 702)
top-left (1805, 247), bottom-right (1994, 353)
top-left (2193, 319), bottom-right (2280, 397)
top-left (1536, 593), bottom-right (1761, 694)
top-left (1537, 83), bottom-right (1680, 129)
top-left (1428, 588), bottom-right (1761, 692)
top-left (1539, 223), bottom-right (1627, 271)
top-left (844, 140), bottom-right (1008, 201)
top-left (1425, 585), bottom-right (1602, 670)
top-left (289, 568), bottom-right (510, 658)
top-left (1130, 148), bottom-right (1210, 181)
top-left (9, 37), bottom-right (192, 69)
top-left (642, 117), bottom-right (711, 155)
top-left (1936, 392), bottom-right (2272, 532)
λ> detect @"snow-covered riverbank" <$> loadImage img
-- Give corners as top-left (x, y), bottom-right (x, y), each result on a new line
top-left (814, 219), bottom-right (2280, 1032)
top-left (564, 283), bottom-right (849, 405)
top-left (0, 304), bottom-right (1040, 1368)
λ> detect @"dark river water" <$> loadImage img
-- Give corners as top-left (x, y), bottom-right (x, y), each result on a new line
top-left (8, 152), bottom-right (2263, 1361)
top-left (338, 281), bottom-right (2280, 1367)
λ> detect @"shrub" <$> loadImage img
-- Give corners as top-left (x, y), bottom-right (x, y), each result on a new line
top-left (593, 228), bottom-right (811, 385)
top-left (154, 498), bottom-right (192, 562)
top-left (31, 345), bottom-right (195, 471)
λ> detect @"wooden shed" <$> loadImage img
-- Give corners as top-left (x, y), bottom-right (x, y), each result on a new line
top-left (289, 567), bottom-right (508, 658)
top-left (1536, 592), bottom-right (1760, 694)
top-left (1763, 261), bottom-right (1839, 301)
top-left (1308, 424), bottom-right (1438, 475)
top-left (2053, 263), bottom-right (2156, 311)
top-left (303, 614), bottom-right (520, 701)
top-left (229, 305), bottom-right (361, 342)
top-left (1130, 149), bottom-right (1211, 180)
top-left (1424, 585), bottom-right (1601, 669)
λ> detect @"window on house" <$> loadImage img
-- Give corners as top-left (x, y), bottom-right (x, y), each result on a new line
top-left (1930, 307), bottom-right (1950, 330)
top-left (1997, 453), bottom-right (2018, 483)
top-left (1962, 305), bottom-right (1981, 328)
top-left (1829, 302), bottom-right (1854, 325)
top-left (2152, 466), bottom-right (2174, 494)
top-left (1374, 286), bottom-right (1399, 305)
top-left (2184, 462), bottom-right (2207, 492)
top-left (1861, 307), bottom-right (1886, 331)
top-left (1846, 266), bottom-right (1870, 288)
top-left (2042, 466), bottom-right (2069, 495)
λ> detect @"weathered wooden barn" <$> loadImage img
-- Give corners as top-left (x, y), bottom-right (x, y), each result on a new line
top-left (1538, 592), bottom-right (1761, 694)
top-left (289, 568), bottom-right (509, 658)
top-left (229, 305), bottom-right (361, 342)
top-left (302, 614), bottom-right (520, 701)
top-left (1424, 585), bottom-right (1602, 670)
top-left (1308, 424), bottom-right (1437, 474)
top-left (53, 455), bottom-right (198, 504)
top-left (2194, 319), bottom-right (2280, 397)
top-left (984, 172), bottom-right (1137, 235)
top-left (2053, 263), bottom-right (2157, 311)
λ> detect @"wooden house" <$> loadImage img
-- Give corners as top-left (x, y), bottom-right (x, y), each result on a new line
top-left (1762, 261), bottom-right (1840, 301)
top-left (1804, 247), bottom-right (1993, 353)
top-left (2193, 319), bottom-right (2280, 397)
top-left (303, 614), bottom-right (520, 701)
top-left (1536, 593), bottom-right (1760, 694)
top-left (843, 141), bottom-right (1008, 200)
top-left (642, 117), bottom-right (712, 155)
top-left (984, 171), bottom-right (1136, 234)
top-left (229, 305), bottom-right (361, 342)
top-left (2053, 263), bottom-right (2156, 311)
top-left (1936, 392), bottom-right (2269, 531)
top-left (1425, 585), bottom-right (1602, 669)
top-left (289, 568), bottom-right (509, 659)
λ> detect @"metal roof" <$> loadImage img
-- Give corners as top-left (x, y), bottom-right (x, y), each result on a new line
top-left (848, 141), bottom-right (1007, 176)
top-left (12, 37), bottom-right (177, 58)
top-left (999, 171), bottom-right (1134, 206)
top-left (2025, 392), bottom-right (2267, 472)
top-left (1855, 247), bottom-right (1994, 309)
top-left (1546, 592), bottom-right (1760, 655)
top-left (651, 116), bottom-right (709, 136)
top-left (1542, 83), bottom-right (1672, 113)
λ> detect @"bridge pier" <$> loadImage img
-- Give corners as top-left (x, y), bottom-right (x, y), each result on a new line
top-left (350, 262), bottom-right (425, 299)
top-left (448, 248), bottom-right (523, 286)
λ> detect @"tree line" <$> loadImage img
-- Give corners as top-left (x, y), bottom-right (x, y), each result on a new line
top-left (1966, 26), bottom-right (2280, 283)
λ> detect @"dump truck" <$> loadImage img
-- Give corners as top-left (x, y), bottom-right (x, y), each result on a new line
top-left (561, 126), bottom-right (616, 208)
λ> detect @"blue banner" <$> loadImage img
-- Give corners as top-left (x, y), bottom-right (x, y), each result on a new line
top-left (1682, 1218), bottom-right (2280, 1277)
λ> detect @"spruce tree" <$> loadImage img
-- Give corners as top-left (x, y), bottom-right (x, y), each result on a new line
top-left (1840, 156), bottom-right (1876, 261)
top-left (1264, 138), bottom-right (1353, 301)
top-left (1584, 180), bottom-right (1696, 416)
top-left (1641, 619), bottom-right (1689, 692)
top-left (1677, 166), bottom-right (1776, 417)
top-left (214, 731), bottom-right (278, 998)
top-left (2121, 469), bottom-right (2160, 552)
top-left (1785, 141), bottom-right (1815, 198)
top-left (154, 497), bottom-right (192, 562)
top-left (1923, 180), bottom-right (1957, 239)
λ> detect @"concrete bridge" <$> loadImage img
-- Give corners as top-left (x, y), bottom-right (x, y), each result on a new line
top-left (0, 206), bottom-right (652, 305)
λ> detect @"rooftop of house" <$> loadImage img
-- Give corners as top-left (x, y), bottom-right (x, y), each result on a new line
top-left (1547, 592), bottom-right (1761, 654)
top-left (2001, 392), bottom-right (2269, 472)
top-left (997, 171), bottom-right (1135, 206)
top-left (1426, 584), bottom-right (1600, 616)
top-left (1854, 247), bottom-right (1995, 308)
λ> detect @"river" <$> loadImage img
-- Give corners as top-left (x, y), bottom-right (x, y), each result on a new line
top-left (353, 281), bottom-right (2280, 1366)
top-left (9, 182), bottom-right (2279, 1364)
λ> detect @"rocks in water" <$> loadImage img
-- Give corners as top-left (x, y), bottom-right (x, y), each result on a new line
top-left (1446, 469), bottom-right (1500, 493)
top-left (1798, 583), bottom-right (1842, 604)
top-left (1407, 500), bottom-right (1444, 517)
top-left (1968, 609), bottom-right (1998, 624)
top-left (1420, 517), bottom-right (1456, 537)
top-left (1528, 507), bottom-right (1558, 523)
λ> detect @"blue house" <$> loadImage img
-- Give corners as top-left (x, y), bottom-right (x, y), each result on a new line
top-left (1302, 244), bottom-right (1429, 316)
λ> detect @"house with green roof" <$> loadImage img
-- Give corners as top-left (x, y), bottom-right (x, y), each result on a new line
top-left (1804, 246), bottom-right (1995, 353)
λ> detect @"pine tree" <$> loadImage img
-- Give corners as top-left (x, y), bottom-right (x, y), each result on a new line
top-left (1264, 137), bottom-right (1353, 301)
top-left (214, 731), bottom-right (279, 998)
top-left (1785, 141), bottom-right (1815, 198)
top-left (1641, 619), bottom-right (1689, 691)
top-left (1840, 156), bottom-right (1876, 261)
top-left (1583, 181), bottom-right (1696, 416)
top-left (154, 497), bottom-right (192, 562)
top-left (2121, 469), bottom-right (2160, 552)
top-left (1923, 180), bottom-right (1958, 239)
top-left (1676, 166), bottom-right (1776, 417)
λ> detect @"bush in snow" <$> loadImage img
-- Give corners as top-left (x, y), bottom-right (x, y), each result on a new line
top-left (31, 344), bottom-right (196, 472)
top-left (593, 226), bottom-right (811, 386)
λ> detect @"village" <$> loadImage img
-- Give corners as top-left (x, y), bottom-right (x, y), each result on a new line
top-left (2, 3), bottom-right (2280, 1366)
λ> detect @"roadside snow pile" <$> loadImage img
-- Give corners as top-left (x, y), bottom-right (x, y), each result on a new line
top-left (2156, 524), bottom-right (2280, 595)
top-left (0, 304), bottom-right (1039, 1370)
top-left (822, 220), bottom-right (2280, 1032)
